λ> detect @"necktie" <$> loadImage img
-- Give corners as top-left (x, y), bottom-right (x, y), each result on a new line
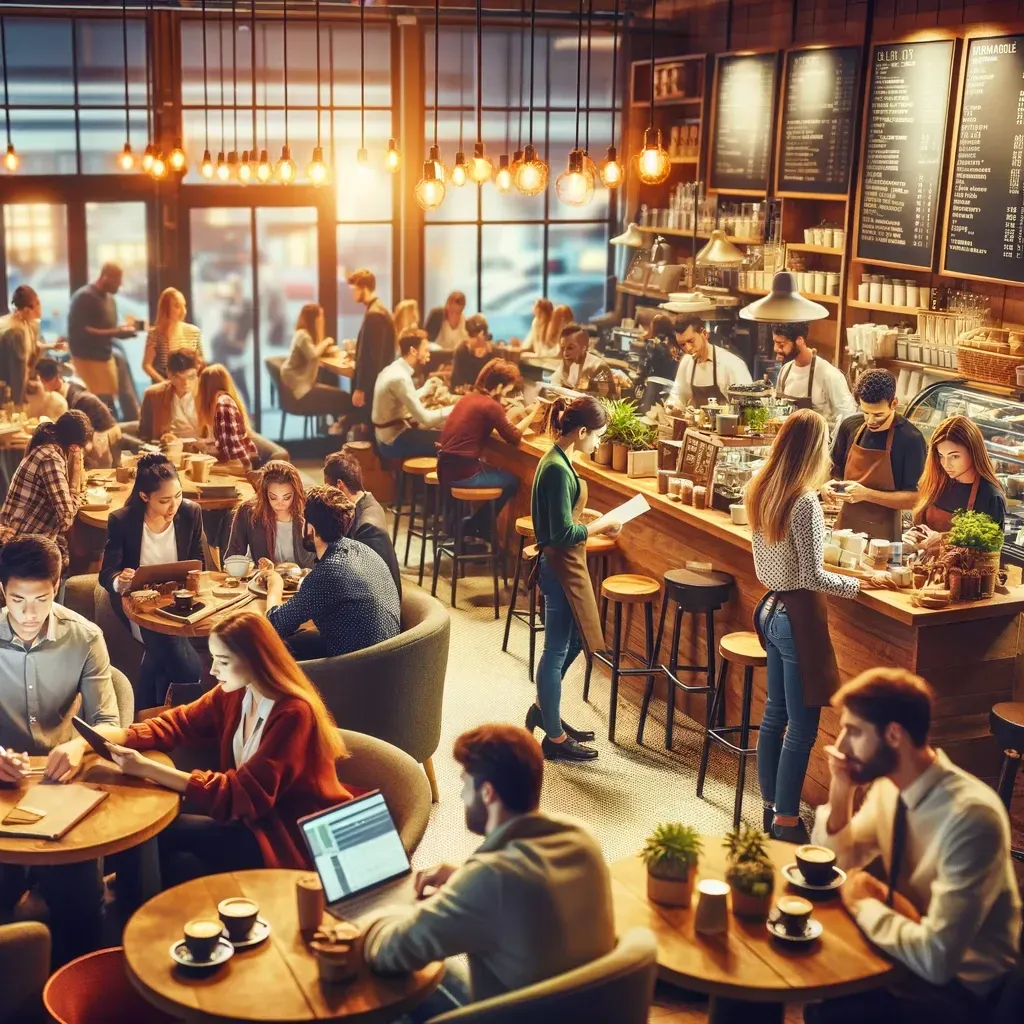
top-left (886, 795), bottom-right (908, 907)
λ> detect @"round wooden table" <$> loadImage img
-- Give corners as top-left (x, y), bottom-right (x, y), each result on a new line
top-left (124, 868), bottom-right (444, 1024)
top-left (610, 840), bottom-right (897, 1022)
top-left (320, 353), bottom-right (355, 379)
top-left (0, 752), bottom-right (178, 866)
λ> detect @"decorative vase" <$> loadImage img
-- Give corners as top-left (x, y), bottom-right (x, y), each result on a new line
top-left (947, 568), bottom-right (962, 603)
top-left (973, 550), bottom-right (1002, 576)
top-left (611, 443), bottom-right (629, 473)
top-left (646, 866), bottom-right (696, 908)
top-left (980, 572), bottom-right (997, 599)
top-left (960, 573), bottom-right (981, 601)
top-left (728, 887), bottom-right (773, 920)
top-left (594, 440), bottom-right (613, 466)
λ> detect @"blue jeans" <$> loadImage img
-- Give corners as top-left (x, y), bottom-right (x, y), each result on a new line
top-left (456, 465), bottom-right (519, 534)
top-left (535, 555), bottom-right (584, 738)
top-left (377, 428), bottom-right (444, 461)
top-left (755, 596), bottom-right (821, 819)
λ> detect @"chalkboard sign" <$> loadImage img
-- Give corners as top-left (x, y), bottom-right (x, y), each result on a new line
top-left (677, 430), bottom-right (722, 493)
top-left (943, 35), bottom-right (1024, 285)
top-left (710, 53), bottom-right (778, 194)
top-left (856, 40), bottom-right (955, 269)
top-left (778, 46), bottom-right (860, 197)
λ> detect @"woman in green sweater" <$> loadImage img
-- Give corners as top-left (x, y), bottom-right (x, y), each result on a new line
top-left (526, 396), bottom-right (621, 761)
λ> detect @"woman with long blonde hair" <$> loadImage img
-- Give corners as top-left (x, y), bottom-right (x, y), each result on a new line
top-left (197, 362), bottom-right (258, 471)
top-left (143, 287), bottom-right (204, 383)
top-left (521, 298), bottom-right (554, 354)
top-left (393, 298), bottom-right (420, 339)
top-left (747, 409), bottom-right (885, 843)
top-left (540, 303), bottom-right (573, 358)
top-left (99, 610), bottom-right (350, 877)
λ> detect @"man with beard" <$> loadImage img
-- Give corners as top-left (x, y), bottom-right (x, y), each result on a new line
top-left (360, 724), bottom-right (614, 1018)
top-left (804, 668), bottom-right (1021, 1024)
top-left (772, 321), bottom-right (855, 434)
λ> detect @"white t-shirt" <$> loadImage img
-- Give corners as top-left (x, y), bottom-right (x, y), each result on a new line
top-left (232, 687), bottom-right (276, 767)
top-left (668, 344), bottom-right (752, 408)
top-left (170, 391), bottom-right (199, 437)
top-left (275, 520), bottom-right (296, 564)
top-left (434, 316), bottom-right (468, 351)
top-left (775, 356), bottom-right (857, 433)
top-left (127, 520), bottom-right (178, 642)
top-left (549, 351), bottom-right (606, 389)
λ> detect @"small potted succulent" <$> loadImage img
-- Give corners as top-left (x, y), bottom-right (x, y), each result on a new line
top-left (599, 398), bottom-right (636, 469)
top-left (723, 824), bottom-right (775, 919)
top-left (641, 822), bottom-right (703, 908)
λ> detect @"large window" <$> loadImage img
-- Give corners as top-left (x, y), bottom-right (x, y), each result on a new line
top-left (424, 26), bottom-right (614, 340)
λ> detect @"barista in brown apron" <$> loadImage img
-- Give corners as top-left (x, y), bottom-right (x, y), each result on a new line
top-left (924, 476), bottom-right (979, 532)
top-left (689, 344), bottom-right (727, 407)
top-left (775, 352), bottom-right (817, 410)
top-left (835, 420), bottom-right (902, 541)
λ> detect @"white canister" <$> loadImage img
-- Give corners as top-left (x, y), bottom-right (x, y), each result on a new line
top-left (896, 337), bottom-right (908, 360)
top-left (804, 228), bottom-right (814, 245)
top-left (893, 281), bottom-right (906, 306)
top-left (906, 283), bottom-right (919, 307)
top-left (881, 281), bottom-right (894, 306)
top-left (907, 341), bottom-right (922, 362)
top-left (813, 271), bottom-right (826, 295)
top-left (858, 281), bottom-right (870, 301)
top-left (826, 272), bottom-right (840, 295)
top-left (919, 287), bottom-right (931, 308)
top-left (833, 229), bottom-right (844, 249)
top-left (801, 272), bottom-right (813, 293)
top-left (823, 543), bottom-right (842, 565)
top-left (729, 504), bottom-right (748, 526)
top-left (869, 279), bottom-right (883, 304)
top-left (820, 228), bottom-right (833, 248)
top-left (812, 227), bottom-right (825, 246)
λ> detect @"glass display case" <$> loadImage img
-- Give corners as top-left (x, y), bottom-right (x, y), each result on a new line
top-left (711, 440), bottom-right (771, 513)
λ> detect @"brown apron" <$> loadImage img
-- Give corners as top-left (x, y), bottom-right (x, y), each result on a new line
top-left (689, 345), bottom-right (727, 407)
top-left (924, 475), bottom-right (979, 532)
top-left (776, 353), bottom-right (817, 411)
top-left (754, 590), bottom-right (841, 708)
top-left (836, 420), bottom-right (902, 541)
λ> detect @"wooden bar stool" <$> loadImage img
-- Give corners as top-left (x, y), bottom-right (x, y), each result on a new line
top-left (990, 702), bottom-right (1024, 863)
top-left (503, 516), bottom-right (545, 680)
top-left (637, 568), bottom-right (736, 750)
top-left (419, 470), bottom-right (440, 587)
top-left (431, 485), bottom-right (503, 618)
top-left (592, 574), bottom-right (660, 743)
top-left (696, 631), bottom-right (767, 828)
top-left (399, 457), bottom-right (437, 570)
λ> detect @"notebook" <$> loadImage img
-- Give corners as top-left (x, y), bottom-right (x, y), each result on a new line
top-left (0, 782), bottom-right (109, 840)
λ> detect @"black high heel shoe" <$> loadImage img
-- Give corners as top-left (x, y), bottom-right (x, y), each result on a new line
top-left (525, 704), bottom-right (596, 743)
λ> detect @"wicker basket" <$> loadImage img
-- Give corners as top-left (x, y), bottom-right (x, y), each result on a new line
top-left (956, 345), bottom-right (1024, 386)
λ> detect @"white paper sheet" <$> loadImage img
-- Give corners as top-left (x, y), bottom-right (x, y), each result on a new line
top-left (588, 493), bottom-right (651, 533)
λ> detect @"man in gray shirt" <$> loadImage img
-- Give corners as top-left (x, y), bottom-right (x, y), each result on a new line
top-left (0, 536), bottom-right (119, 964)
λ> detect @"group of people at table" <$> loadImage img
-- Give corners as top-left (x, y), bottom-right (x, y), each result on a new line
top-left (0, 265), bottom-right (1020, 1022)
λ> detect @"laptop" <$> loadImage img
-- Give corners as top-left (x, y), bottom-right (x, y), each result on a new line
top-left (298, 790), bottom-right (416, 919)
top-left (127, 560), bottom-right (203, 592)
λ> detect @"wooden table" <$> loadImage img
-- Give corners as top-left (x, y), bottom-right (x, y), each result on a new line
top-left (0, 752), bottom-right (178, 866)
top-left (124, 868), bottom-right (444, 1024)
top-left (610, 841), bottom-right (896, 1022)
top-left (320, 353), bottom-right (355, 379)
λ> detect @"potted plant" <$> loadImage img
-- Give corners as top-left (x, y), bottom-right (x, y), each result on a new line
top-left (625, 419), bottom-right (660, 478)
top-left (641, 823), bottom-right (703, 908)
top-left (946, 510), bottom-right (1003, 595)
top-left (723, 824), bottom-right (775, 919)
top-left (598, 399), bottom-right (635, 468)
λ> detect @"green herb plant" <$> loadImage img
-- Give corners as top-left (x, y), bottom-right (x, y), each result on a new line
top-left (641, 823), bottom-right (703, 881)
top-left (723, 823), bottom-right (774, 896)
top-left (946, 510), bottom-right (1004, 552)
top-left (601, 398), bottom-right (639, 446)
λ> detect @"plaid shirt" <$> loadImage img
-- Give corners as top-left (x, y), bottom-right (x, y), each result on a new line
top-left (0, 443), bottom-right (82, 563)
top-left (213, 393), bottom-right (257, 463)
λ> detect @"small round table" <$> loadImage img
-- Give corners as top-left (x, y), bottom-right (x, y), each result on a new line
top-left (0, 752), bottom-right (179, 866)
top-left (610, 839), bottom-right (898, 1023)
top-left (124, 868), bottom-right (444, 1024)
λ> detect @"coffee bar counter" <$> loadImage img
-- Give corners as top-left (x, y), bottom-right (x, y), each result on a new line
top-left (488, 434), bottom-right (1024, 804)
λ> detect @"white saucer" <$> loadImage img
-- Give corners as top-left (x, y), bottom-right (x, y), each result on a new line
top-left (170, 936), bottom-right (235, 969)
top-left (782, 862), bottom-right (847, 893)
top-left (766, 915), bottom-right (823, 943)
top-left (222, 916), bottom-right (271, 949)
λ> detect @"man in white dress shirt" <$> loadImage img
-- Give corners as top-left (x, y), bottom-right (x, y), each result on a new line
top-left (773, 321), bottom-right (856, 434)
top-left (666, 313), bottom-right (752, 410)
top-left (805, 667), bottom-right (1021, 1024)
top-left (548, 325), bottom-right (611, 391)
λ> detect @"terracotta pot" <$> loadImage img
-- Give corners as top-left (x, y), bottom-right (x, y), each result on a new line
top-left (646, 866), bottom-right (695, 908)
top-left (611, 442), bottom-right (629, 473)
top-left (729, 887), bottom-right (773, 920)
top-left (594, 440), bottom-right (613, 466)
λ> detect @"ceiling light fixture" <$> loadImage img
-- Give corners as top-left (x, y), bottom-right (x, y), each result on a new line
top-left (355, 0), bottom-right (369, 170)
top-left (117, 0), bottom-right (135, 170)
top-left (494, 30), bottom-right (514, 192)
top-left (416, 0), bottom-right (446, 210)
top-left (510, 1), bottom-right (527, 182)
top-left (215, 8), bottom-right (228, 179)
top-left (307, 0), bottom-right (328, 185)
top-left (468, 0), bottom-right (492, 183)
top-left (226, 0), bottom-right (239, 176)
top-left (579, 0), bottom-right (598, 189)
top-left (449, 30), bottom-right (468, 186)
top-left (600, 0), bottom-right (623, 188)
top-left (237, 0), bottom-right (257, 183)
top-left (556, 0), bottom-right (594, 206)
top-left (636, 0), bottom-right (670, 185)
top-left (256, 11), bottom-right (271, 182)
top-left (199, 0), bottom-right (214, 177)
top-left (515, 0), bottom-right (547, 194)
top-left (276, 0), bottom-right (295, 182)
top-left (0, 19), bottom-right (15, 172)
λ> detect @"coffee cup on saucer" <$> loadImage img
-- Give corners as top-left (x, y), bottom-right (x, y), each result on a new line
top-left (775, 895), bottom-right (813, 937)
top-left (795, 844), bottom-right (837, 886)
top-left (218, 897), bottom-right (259, 942)
top-left (183, 918), bottom-right (222, 961)
top-left (172, 589), bottom-right (194, 614)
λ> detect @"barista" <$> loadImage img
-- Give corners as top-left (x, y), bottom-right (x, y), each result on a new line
top-left (825, 369), bottom-right (926, 541)
top-left (666, 313), bottom-right (751, 411)
top-left (772, 321), bottom-right (856, 433)
top-left (549, 324), bottom-right (611, 391)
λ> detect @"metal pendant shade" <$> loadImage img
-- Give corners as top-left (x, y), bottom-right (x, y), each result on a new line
top-left (739, 272), bottom-right (830, 323)
top-left (695, 229), bottom-right (745, 266)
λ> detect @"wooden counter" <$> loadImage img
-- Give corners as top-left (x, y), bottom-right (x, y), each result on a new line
top-left (488, 435), bottom-right (1024, 804)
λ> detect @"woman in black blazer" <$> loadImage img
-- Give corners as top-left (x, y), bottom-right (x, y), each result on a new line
top-left (100, 454), bottom-right (207, 710)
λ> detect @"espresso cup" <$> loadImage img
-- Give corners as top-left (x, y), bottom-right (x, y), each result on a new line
top-left (173, 589), bottom-right (193, 613)
top-left (795, 845), bottom-right (837, 886)
top-left (218, 897), bottom-right (259, 942)
top-left (183, 918), bottom-right (222, 961)
top-left (775, 895), bottom-right (813, 937)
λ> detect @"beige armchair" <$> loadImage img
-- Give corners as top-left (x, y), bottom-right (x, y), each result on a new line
top-left (0, 922), bottom-right (50, 1024)
top-left (64, 574), bottom-right (143, 686)
top-left (426, 928), bottom-right (658, 1024)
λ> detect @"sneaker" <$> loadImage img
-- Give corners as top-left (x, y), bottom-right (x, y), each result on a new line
top-left (763, 805), bottom-right (774, 833)
top-left (525, 704), bottom-right (596, 743)
top-left (771, 820), bottom-right (810, 845)
top-left (542, 735), bottom-right (599, 761)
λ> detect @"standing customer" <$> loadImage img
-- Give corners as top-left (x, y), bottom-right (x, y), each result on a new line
top-left (519, 298), bottom-right (554, 355)
top-left (450, 315), bottom-right (495, 393)
top-left (99, 454), bottom-right (205, 710)
top-left (746, 408), bottom-right (886, 843)
top-left (429, 291), bottom-right (469, 350)
top-left (36, 357), bottom-right (122, 468)
top-left (196, 363), bottom-right (259, 474)
top-left (526, 396), bottom-right (621, 762)
top-left (142, 287), bottom-right (203, 384)
top-left (393, 298), bottom-right (420, 337)
top-left (280, 303), bottom-right (349, 421)
top-left (348, 269), bottom-right (396, 428)
top-left (0, 285), bottom-right (55, 404)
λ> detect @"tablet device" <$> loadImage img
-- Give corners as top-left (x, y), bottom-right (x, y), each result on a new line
top-left (72, 716), bottom-right (114, 761)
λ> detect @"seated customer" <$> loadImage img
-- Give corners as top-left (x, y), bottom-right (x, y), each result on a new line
top-left (323, 450), bottom-right (401, 595)
top-left (95, 611), bottom-right (350, 882)
top-left (36, 357), bottom-right (121, 468)
top-left (197, 363), bottom-right (260, 474)
top-left (361, 724), bottom-right (615, 1017)
top-left (23, 377), bottom-right (68, 421)
top-left (450, 315), bottom-right (494, 393)
top-left (372, 330), bottom-right (452, 461)
top-left (281, 303), bottom-right (349, 421)
top-left (226, 460), bottom-right (316, 572)
top-left (99, 454), bottom-right (206, 710)
top-left (805, 668), bottom-right (1021, 1024)
top-left (142, 286), bottom-right (203, 384)
top-left (265, 486), bottom-right (400, 661)
top-left (437, 358), bottom-right (535, 538)
top-left (549, 324), bottom-right (611, 391)
top-left (427, 290), bottom-right (469, 351)
top-left (0, 536), bottom-right (119, 964)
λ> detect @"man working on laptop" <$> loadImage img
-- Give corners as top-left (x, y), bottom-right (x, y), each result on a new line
top-left (360, 723), bottom-right (615, 1016)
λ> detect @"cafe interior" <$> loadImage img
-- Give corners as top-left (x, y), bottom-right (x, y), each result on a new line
top-left (1, 0), bottom-right (1024, 1022)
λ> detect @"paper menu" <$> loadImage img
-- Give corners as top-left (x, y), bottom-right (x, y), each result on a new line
top-left (587, 494), bottom-right (651, 534)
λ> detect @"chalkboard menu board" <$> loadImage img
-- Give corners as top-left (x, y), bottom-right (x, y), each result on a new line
top-left (943, 35), bottom-right (1024, 284)
top-left (678, 430), bottom-right (722, 492)
top-left (778, 46), bottom-right (860, 196)
top-left (856, 40), bottom-right (955, 269)
top-left (710, 53), bottom-right (778, 194)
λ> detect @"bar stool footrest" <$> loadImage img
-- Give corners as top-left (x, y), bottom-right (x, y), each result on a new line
top-left (704, 725), bottom-right (760, 758)
top-left (593, 649), bottom-right (658, 677)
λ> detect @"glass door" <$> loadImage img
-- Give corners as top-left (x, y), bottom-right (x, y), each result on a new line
top-left (3, 203), bottom-right (71, 339)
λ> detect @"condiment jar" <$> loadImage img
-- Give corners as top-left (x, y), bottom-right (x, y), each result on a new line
top-left (693, 485), bottom-right (707, 510)
top-left (679, 479), bottom-right (694, 505)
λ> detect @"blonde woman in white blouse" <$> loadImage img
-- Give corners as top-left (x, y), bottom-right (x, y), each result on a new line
top-left (746, 409), bottom-right (888, 843)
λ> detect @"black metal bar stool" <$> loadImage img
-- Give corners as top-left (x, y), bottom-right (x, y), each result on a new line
top-left (398, 457), bottom-right (437, 570)
top-left (591, 574), bottom-right (660, 742)
top-left (503, 516), bottom-right (545, 680)
top-left (990, 702), bottom-right (1024, 863)
top-left (637, 567), bottom-right (736, 750)
top-left (696, 631), bottom-right (767, 828)
top-left (418, 470), bottom-right (440, 587)
top-left (431, 484), bottom-right (502, 618)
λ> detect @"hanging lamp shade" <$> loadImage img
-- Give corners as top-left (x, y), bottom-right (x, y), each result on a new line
top-left (494, 154), bottom-right (513, 193)
top-left (739, 272), bottom-right (830, 323)
top-left (384, 138), bottom-right (401, 173)
top-left (449, 152), bottom-right (468, 187)
top-left (556, 149), bottom-right (594, 207)
top-left (610, 222), bottom-right (644, 247)
top-left (415, 158), bottom-right (446, 211)
top-left (696, 229), bottom-right (746, 266)
top-left (636, 127), bottom-right (670, 184)
top-left (256, 149), bottom-right (272, 182)
top-left (514, 143), bottom-right (547, 195)
top-left (600, 145), bottom-right (623, 188)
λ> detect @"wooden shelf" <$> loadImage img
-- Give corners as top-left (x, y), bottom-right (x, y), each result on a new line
top-left (876, 358), bottom-right (964, 382)
top-left (616, 282), bottom-right (668, 301)
top-left (632, 96), bottom-right (704, 109)
top-left (637, 225), bottom-right (764, 245)
top-left (739, 288), bottom-right (839, 307)
top-left (786, 243), bottom-right (843, 256)
top-left (847, 299), bottom-right (922, 315)
top-left (669, 157), bottom-right (700, 165)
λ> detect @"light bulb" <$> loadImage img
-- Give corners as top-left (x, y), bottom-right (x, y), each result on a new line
top-left (449, 152), bottom-right (468, 187)
top-left (3, 143), bottom-right (19, 173)
top-left (256, 149), bottom-right (272, 183)
top-left (555, 149), bottom-right (594, 207)
top-left (514, 144), bottom-right (548, 196)
top-left (469, 142), bottom-right (492, 184)
top-left (494, 154), bottom-right (513, 193)
top-left (307, 145), bottom-right (329, 187)
top-left (600, 145), bottom-right (623, 188)
top-left (118, 142), bottom-right (135, 172)
top-left (200, 148), bottom-right (215, 179)
top-left (238, 151), bottom-right (252, 183)
top-left (415, 160), bottom-right (446, 211)
top-left (636, 128), bottom-right (671, 185)
top-left (141, 144), bottom-right (155, 173)
top-left (169, 138), bottom-right (186, 173)
top-left (277, 144), bottom-right (296, 183)
top-left (384, 138), bottom-right (401, 173)
top-left (215, 151), bottom-right (229, 181)
top-left (226, 151), bottom-right (238, 179)
top-left (510, 148), bottom-right (524, 180)
top-left (150, 152), bottom-right (168, 179)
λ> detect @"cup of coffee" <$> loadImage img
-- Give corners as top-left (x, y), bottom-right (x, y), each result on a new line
top-left (173, 589), bottom-right (194, 614)
top-left (189, 455), bottom-right (213, 483)
top-left (796, 845), bottom-right (837, 886)
top-left (775, 895), bottom-right (813, 937)
top-left (218, 897), bottom-right (259, 942)
top-left (183, 918), bottom-right (222, 961)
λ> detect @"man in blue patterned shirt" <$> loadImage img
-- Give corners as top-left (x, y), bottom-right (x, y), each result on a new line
top-left (265, 486), bottom-right (400, 661)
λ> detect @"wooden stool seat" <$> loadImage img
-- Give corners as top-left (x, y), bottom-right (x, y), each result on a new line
top-left (450, 486), bottom-right (503, 502)
top-left (523, 542), bottom-right (540, 560)
top-left (601, 573), bottom-right (660, 603)
top-left (402, 457), bottom-right (437, 476)
top-left (425, 471), bottom-right (438, 485)
top-left (718, 631), bottom-right (767, 668)
top-left (991, 702), bottom-right (1024, 864)
top-left (586, 535), bottom-right (618, 554)
top-left (515, 516), bottom-right (535, 538)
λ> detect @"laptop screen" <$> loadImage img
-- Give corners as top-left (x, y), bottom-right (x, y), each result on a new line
top-left (300, 791), bottom-right (411, 905)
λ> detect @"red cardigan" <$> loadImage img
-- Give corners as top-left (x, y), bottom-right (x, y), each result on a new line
top-left (126, 687), bottom-right (351, 870)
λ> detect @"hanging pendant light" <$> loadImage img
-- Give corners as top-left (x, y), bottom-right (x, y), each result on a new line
top-left (198, 0), bottom-right (214, 177)
top-left (226, 0), bottom-right (240, 176)
top-left (493, 26), bottom-right (514, 192)
top-left (214, 9), bottom-right (230, 179)
top-left (355, 0), bottom-right (370, 173)
top-left (468, 0), bottom-right (492, 183)
top-left (515, 0), bottom-right (547, 194)
top-left (117, 0), bottom-right (135, 170)
top-left (636, 0), bottom-right (669, 185)
top-left (150, 150), bottom-right (168, 179)
top-left (256, 148), bottom-right (272, 182)
top-left (576, 0), bottom-right (598, 195)
top-left (237, 0), bottom-right (257, 183)
top-left (417, 0), bottom-right (446, 210)
top-left (306, 0), bottom-right (329, 185)
top-left (169, 138), bottom-right (186, 173)
top-left (276, 0), bottom-right (295, 182)
top-left (494, 154), bottom-right (513, 192)
top-left (510, 2), bottom-right (527, 182)
top-left (255, 6), bottom-right (271, 182)
top-left (450, 151), bottom-right (468, 187)
top-left (449, 31), bottom-right (467, 186)
top-left (0, 19), bottom-right (16, 172)
top-left (556, 0), bottom-right (593, 206)
top-left (238, 149), bottom-right (252, 182)
top-left (201, 150), bottom-right (215, 178)
top-left (601, 0), bottom-right (623, 188)
top-left (384, 138), bottom-right (400, 173)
